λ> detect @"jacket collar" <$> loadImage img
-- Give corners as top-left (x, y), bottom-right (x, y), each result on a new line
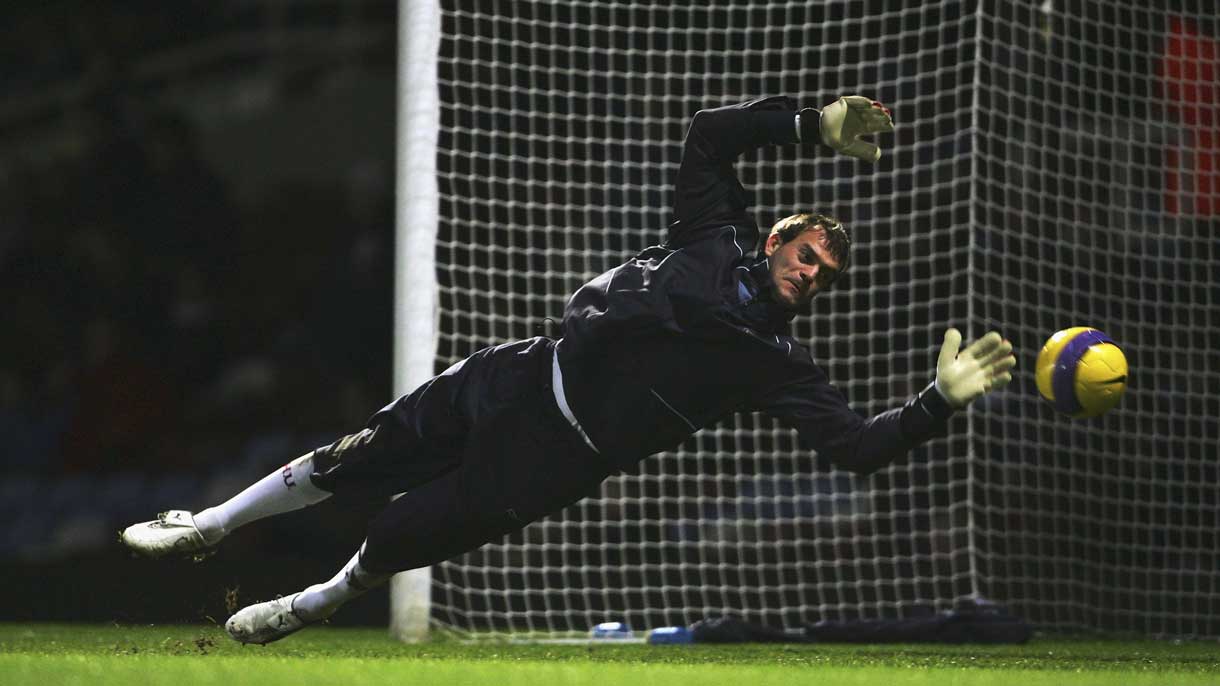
top-left (739, 255), bottom-right (798, 328)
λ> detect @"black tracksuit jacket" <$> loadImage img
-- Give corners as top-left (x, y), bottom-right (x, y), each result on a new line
top-left (556, 95), bottom-right (955, 473)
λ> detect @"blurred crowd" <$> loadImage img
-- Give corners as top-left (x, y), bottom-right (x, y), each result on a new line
top-left (0, 106), bottom-right (394, 476)
top-left (0, 3), bottom-right (396, 479)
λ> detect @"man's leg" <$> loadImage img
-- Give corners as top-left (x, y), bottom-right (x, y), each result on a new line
top-left (121, 360), bottom-right (473, 560)
top-left (122, 339), bottom-right (554, 561)
top-left (192, 452), bottom-right (331, 541)
top-left (120, 452), bottom-right (332, 558)
top-left (224, 378), bottom-right (613, 644)
top-left (224, 466), bottom-right (476, 645)
top-left (361, 376), bottom-right (612, 573)
top-left (225, 542), bottom-right (388, 645)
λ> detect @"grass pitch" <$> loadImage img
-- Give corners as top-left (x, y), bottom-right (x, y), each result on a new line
top-left (2, 623), bottom-right (1217, 685)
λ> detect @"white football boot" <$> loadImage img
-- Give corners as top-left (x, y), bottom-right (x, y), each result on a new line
top-left (225, 593), bottom-right (315, 645)
top-left (120, 510), bottom-right (216, 560)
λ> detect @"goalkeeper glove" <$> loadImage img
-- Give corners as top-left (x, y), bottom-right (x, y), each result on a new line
top-left (934, 328), bottom-right (1017, 409)
top-left (800, 96), bottom-right (895, 162)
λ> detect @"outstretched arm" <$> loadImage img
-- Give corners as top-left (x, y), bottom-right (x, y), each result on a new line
top-left (669, 95), bottom-right (894, 240)
top-left (759, 329), bottom-right (1015, 475)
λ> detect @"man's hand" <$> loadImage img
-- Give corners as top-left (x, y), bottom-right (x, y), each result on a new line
top-left (802, 96), bottom-right (894, 162)
top-left (934, 329), bottom-right (1016, 409)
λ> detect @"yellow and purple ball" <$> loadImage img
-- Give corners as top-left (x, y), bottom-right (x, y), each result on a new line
top-left (1035, 327), bottom-right (1129, 418)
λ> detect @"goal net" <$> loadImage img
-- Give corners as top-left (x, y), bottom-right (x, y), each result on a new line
top-left (395, 0), bottom-right (1220, 638)
top-left (971, 2), bottom-right (1220, 637)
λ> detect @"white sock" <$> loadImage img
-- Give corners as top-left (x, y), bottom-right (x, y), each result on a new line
top-left (292, 544), bottom-right (389, 621)
top-left (193, 452), bottom-right (331, 544)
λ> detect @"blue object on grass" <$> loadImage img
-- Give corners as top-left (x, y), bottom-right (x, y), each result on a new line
top-left (647, 626), bottom-right (693, 644)
top-left (590, 622), bottom-right (633, 639)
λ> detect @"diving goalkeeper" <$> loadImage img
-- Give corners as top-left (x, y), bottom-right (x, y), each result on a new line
top-left (121, 95), bottom-right (1015, 644)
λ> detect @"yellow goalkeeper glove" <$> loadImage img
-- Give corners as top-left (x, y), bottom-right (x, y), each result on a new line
top-left (800, 96), bottom-right (895, 162)
top-left (934, 328), bottom-right (1017, 408)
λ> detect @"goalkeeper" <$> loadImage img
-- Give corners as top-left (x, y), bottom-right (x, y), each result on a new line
top-left (121, 95), bottom-right (1015, 644)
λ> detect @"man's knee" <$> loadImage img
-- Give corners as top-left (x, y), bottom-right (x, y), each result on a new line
top-left (309, 424), bottom-right (430, 500)
top-left (360, 472), bottom-right (520, 573)
top-left (311, 426), bottom-right (384, 477)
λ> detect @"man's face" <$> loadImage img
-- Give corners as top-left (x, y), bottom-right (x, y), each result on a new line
top-left (763, 228), bottom-right (843, 309)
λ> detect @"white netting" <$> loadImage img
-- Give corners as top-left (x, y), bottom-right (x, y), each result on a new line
top-left (972, 2), bottom-right (1220, 637)
top-left (415, 0), bottom-right (1220, 637)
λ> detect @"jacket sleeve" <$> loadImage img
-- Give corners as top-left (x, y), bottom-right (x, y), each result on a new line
top-left (668, 96), bottom-right (805, 246)
top-left (756, 373), bottom-right (957, 476)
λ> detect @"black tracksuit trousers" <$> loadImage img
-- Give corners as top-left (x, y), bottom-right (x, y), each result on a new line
top-left (307, 337), bottom-right (614, 574)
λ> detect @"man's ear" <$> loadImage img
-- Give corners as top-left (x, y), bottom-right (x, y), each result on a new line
top-left (763, 232), bottom-right (782, 257)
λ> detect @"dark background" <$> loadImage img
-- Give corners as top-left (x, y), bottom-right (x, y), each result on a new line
top-left (1, 0), bottom-right (399, 625)
top-left (1, 1), bottom-right (1217, 636)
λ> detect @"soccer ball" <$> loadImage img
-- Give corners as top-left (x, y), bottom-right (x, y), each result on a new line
top-left (1034, 327), bottom-right (1129, 418)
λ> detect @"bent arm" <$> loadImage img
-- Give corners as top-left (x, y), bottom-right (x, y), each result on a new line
top-left (669, 96), bottom-right (805, 241)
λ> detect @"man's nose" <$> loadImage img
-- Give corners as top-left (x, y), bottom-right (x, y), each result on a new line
top-left (801, 266), bottom-right (818, 283)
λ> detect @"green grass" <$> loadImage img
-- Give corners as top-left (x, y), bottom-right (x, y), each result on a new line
top-left (2, 623), bottom-right (1217, 685)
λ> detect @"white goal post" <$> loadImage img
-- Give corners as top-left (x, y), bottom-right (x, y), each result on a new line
top-left (390, 0), bottom-right (441, 642)
top-left (394, 0), bottom-right (1220, 639)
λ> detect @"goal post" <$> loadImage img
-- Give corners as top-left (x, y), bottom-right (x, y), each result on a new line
top-left (391, 0), bottom-right (442, 642)
top-left (394, 0), bottom-right (1220, 639)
